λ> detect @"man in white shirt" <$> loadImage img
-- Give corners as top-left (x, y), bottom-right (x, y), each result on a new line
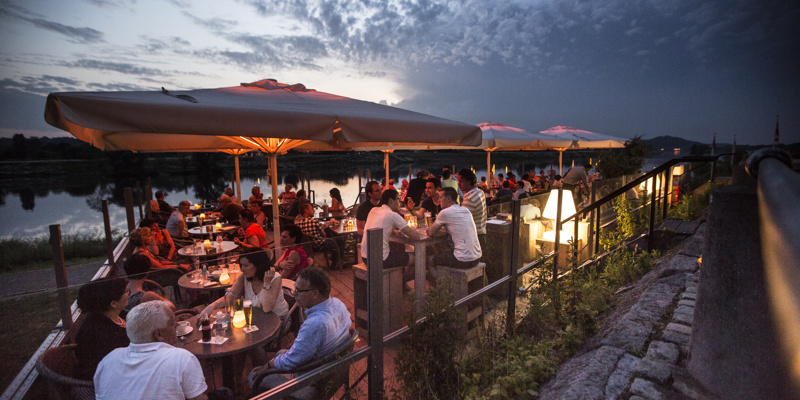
top-left (94, 301), bottom-right (212, 400)
top-left (360, 189), bottom-right (422, 269)
top-left (166, 200), bottom-right (190, 238)
top-left (427, 187), bottom-right (482, 269)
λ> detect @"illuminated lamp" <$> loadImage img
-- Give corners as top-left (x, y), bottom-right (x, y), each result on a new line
top-left (542, 189), bottom-right (577, 244)
top-left (194, 203), bottom-right (201, 210)
top-left (232, 310), bottom-right (246, 328)
top-left (215, 222), bottom-right (222, 230)
top-left (219, 268), bottom-right (231, 285)
top-left (203, 239), bottom-right (212, 249)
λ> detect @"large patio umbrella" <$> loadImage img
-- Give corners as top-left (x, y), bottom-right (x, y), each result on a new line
top-left (477, 122), bottom-right (572, 180)
top-left (538, 126), bottom-right (626, 174)
top-left (44, 79), bottom-right (481, 240)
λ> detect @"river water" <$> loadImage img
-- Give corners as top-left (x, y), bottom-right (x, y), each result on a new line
top-left (1, 151), bottom-right (651, 239)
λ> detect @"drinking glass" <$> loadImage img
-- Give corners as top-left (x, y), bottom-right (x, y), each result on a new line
top-left (213, 323), bottom-right (225, 343)
top-left (243, 300), bottom-right (253, 330)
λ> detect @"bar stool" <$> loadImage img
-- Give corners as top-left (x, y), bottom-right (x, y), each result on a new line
top-left (436, 262), bottom-right (487, 335)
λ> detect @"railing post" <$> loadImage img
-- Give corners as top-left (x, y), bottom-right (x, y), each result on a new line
top-left (135, 181), bottom-right (143, 220)
top-left (49, 225), bottom-right (72, 331)
top-left (552, 188), bottom-right (563, 284)
top-left (124, 187), bottom-right (136, 233)
top-left (145, 185), bottom-right (153, 219)
top-left (662, 170), bottom-right (670, 220)
top-left (647, 173), bottom-right (657, 251)
top-left (365, 228), bottom-right (385, 399)
top-left (507, 199), bottom-right (521, 334)
top-left (102, 200), bottom-right (115, 267)
top-left (588, 183), bottom-right (596, 257)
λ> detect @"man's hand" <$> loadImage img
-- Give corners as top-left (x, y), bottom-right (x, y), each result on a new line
top-left (406, 198), bottom-right (415, 209)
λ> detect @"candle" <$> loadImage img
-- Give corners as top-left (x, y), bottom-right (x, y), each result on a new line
top-left (203, 239), bottom-right (212, 249)
top-left (215, 222), bottom-right (222, 230)
top-left (194, 204), bottom-right (201, 210)
top-left (219, 268), bottom-right (230, 285)
top-left (232, 310), bottom-right (246, 328)
top-left (200, 213), bottom-right (206, 219)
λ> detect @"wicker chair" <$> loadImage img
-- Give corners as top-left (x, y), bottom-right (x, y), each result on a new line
top-left (35, 344), bottom-right (95, 400)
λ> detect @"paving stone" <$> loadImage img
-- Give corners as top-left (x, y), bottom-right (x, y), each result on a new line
top-left (630, 378), bottom-right (666, 400)
top-left (629, 396), bottom-right (648, 400)
top-left (680, 291), bottom-right (696, 300)
top-left (673, 305), bottom-right (694, 316)
top-left (666, 322), bottom-right (692, 336)
top-left (661, 329), bottom-right (690, 346)
top-left (538, 346), bottom-right (626, 400)
top-left (646, 341), bottom-right (679, 364)
top-left (635, 358), bottom-right (673, 384)
top-left (671, 312), bottom-right (693, 326)
top-left (605, 353), bottom-right (640, 400)
top-left (678, 299), bottom-right (695, 307)
top-left (685, 285), bottom-right (697, 294)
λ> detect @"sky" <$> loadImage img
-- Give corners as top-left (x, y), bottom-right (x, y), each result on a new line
top-left (0, 0), bottom-right (798, 145)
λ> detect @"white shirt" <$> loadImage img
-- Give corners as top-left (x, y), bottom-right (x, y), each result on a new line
top-left (245, 274), bottom-right (289, 317)
top-left (94, 342), bottom-right (206, 400)
top-left (361, 204), bottom-right (408, 261)
top-left (434, 204), bottom-right (482, 262)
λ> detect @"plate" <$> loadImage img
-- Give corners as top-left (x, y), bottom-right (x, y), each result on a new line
top-left (177, 326), bottom-right (193, 336)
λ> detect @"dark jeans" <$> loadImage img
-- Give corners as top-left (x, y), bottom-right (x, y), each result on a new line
top-left (433, 251), bottom-right (479, 269)
top-left (384, 242), bottom-right (409, 269)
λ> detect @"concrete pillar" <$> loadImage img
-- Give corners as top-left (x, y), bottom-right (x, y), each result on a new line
top-left (688, 185), bottom-right (792, 399)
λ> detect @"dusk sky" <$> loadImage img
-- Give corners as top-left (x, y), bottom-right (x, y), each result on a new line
top-left (0, 0), bottom-right (797, 145)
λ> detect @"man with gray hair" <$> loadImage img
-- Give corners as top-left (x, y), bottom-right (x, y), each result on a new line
top-left (166, 200), bottom-right (191, 238)
top-left (94, 301), bottom-right (209, 400)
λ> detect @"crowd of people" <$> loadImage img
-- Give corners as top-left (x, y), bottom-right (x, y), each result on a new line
top-left (74, 163), bottom-right (598, 398)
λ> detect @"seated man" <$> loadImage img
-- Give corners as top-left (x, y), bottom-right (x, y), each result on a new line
top-left (285, 189), bottom-right (308, 218)
top-left (295, 203), bottom-right (343, 269)
top-left (361, 189), bottom-right (422, 269)
top-left (249, 185), bottom-right (264, 205)
top-left (166, 200), bottom-right (190, 239)
top-left (427, 187), bottom-right (482, 270)
top-left (155, 190), bottom-right (174, 214)
top-left (224, 187), bottom-right (240, 205)
top-left (406, 178), bottom-right (442, 221)
top-left (213, 194), bottom-right (244, 224)
top-left (490, 180), bottom-right (514, 203)
top-left (94, 301), bottom-right (212, 400)
top-left (356, 181), bottom-right (381, 234)
top-left (249, 268), bottom-right (351, 396)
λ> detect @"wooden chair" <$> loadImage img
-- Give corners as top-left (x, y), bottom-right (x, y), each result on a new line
top-left (250, 329), bottom-right (358, 399)
top-left (35, 344), bottom-right (95, 400)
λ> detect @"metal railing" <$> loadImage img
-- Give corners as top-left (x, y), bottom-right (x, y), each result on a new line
top-left (745, 148), bottom-right (800, 392)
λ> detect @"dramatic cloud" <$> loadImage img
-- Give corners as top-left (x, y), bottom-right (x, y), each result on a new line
top-left (57, 59), bottom-right (173, 77)
top-left (0, 3), bottom-right (104, 43)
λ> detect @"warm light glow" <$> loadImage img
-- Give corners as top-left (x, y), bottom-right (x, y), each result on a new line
top-left (200, 213), bottom-right (206, 218)
top-left (542, 229), bottom-right (575, 244)
top-left (542, 189), bottom-right (577, 221)
top-left (215, 222), bottom-right (222, 230)
top-left (672, 165), bottom-right (684, 175)
top-left (219, 270), bottom-right (231, 285)
top-left (257, 177), bottom-right (260, 184)
top-left (194, 204), bottom-right (201, 210)
top-left (232, 310), bottom-right (246, 328)
top-left (203, 239), bottom-right (212, 249)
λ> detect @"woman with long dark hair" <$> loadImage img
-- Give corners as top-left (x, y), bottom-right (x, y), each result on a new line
top-left (74, 278), bottom-right (130, 380)
top-left (328, 188), bottom-right (345, 217)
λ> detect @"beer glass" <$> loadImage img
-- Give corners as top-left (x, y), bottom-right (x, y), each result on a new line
top-left (243, 300), bottom-right (253, 330)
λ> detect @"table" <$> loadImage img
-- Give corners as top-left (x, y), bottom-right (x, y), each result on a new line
top-left (390, 227), bottom-right (448, 315)
top-left (185, 215), bottom-right (219, 226)
top-left (188, 224), bottom-right (237, 238)
top-left (179, 308), bottom-right (281, 394)
top-left (177, 241), bottom-right (238, 258)
top-left (177, 268), bottom-right (242, 294)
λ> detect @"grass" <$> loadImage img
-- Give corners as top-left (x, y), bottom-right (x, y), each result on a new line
top-left (0, 287), bottom-right (79, 392)
top-left (0, 231), bottom-right (120, 274)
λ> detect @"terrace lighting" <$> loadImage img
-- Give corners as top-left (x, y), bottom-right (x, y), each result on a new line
top-left (542, 189), bottom-right (576, 244)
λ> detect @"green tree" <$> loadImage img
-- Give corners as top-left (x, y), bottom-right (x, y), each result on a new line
top-left (595, 136), bottom-right (646, 179)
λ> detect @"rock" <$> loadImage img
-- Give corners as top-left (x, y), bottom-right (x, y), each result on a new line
top-left (678, 299), bottom-right (695, 307)
top-left (539, 346), bottom-right (626, 400)
top-left (666, 322), bottom-right (692, 336)
top-left (646, 341), bottom-right (679, 364)
top-left (630, 378), bottom-right (666, 400)
top-left (661, 329), bottom-right (690, 346)
top-left (673, 305), bottom-right (694, 316)
top-left (671, 312), bottom-right (693, 326)
top-left (635, 358), bottom-right (673, 384)
top-left (605, 353), bottom-right (640, 400)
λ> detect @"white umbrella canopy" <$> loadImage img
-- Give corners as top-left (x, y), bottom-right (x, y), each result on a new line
top-left (478, 122), bottom-right (572, 177)
top-left (538, 125), bottom-right (626, 174)
top-left (45, 78), bottom-right (481, 240)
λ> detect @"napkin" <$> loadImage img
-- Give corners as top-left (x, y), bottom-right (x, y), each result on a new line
top-left (203, 281), bottom-right (218, 287)
top-left (199, 337), bottom-right (229, 345)
top-left (244, 325), bottom-right (259, 333)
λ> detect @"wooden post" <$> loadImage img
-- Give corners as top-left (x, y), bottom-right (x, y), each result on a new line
top-left (102, 200), bottom-right (115, 267)
top-left (124, 187), bottom-right (136, 233)
top-left (145, 185), bottom-right (153, 219)
top-left (507, 199), bottom-right (521, 334)
top-left (552, 188), bottom-right (563, 288)
top-left (49, 225), bottom-right (72, 330)
top-left (234, 156), bottom-right (241, 203)
top-left (366, 228), bottom-right (385, 399)
top-left (135, 182), bottom-right (143, 220)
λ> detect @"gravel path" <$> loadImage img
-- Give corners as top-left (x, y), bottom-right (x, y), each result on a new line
top-left (0, 262), bottom-right (104, 299)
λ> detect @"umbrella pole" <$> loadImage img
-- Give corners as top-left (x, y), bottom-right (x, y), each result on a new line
top-left (486, 151), bottom-right (491, 181)
top-left (269, 153), bottom-right (281, 244)
top-left (559, 150), bottom-right (564, 175)
top-left (235, 155), bottom-right (241, 203)
top-left (384, 151), bottom-right (390, 188)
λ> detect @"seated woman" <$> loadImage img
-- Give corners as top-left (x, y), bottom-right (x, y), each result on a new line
top-left (328, 188), bottom-right (345, 217)
top-left (198, 249), bottom-right (288, 320)
top-left (74, 277), bottom-right (130, 380)
top-left (141, 218), bottom-right (176, 261)
top-left (129, 227), bottom-right (187, 287)
top-left (123, 253), bottom-right (175, 314)
top-left (274, 224), bottom-right (309, 280)
top-left (249, 200), bottom-right (266, 227)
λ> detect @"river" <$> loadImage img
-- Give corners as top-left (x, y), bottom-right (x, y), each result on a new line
top-left (1, 150), bottom-right (645, 239)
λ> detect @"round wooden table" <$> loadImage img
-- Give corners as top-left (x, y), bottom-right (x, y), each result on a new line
top-left (178, 308), bottom-right (281, 394)
top-left (177, 268), bottom-right (242, 294)
top-left (177, 241), bottom-right (238, 258)
top-left (188, 224), bottom-right (238, 238)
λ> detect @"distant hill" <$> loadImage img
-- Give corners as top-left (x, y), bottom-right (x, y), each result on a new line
top-left (643, 136), bottom-right (703, 151)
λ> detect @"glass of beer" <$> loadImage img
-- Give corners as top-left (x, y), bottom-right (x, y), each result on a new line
top-left (243, 300), bottom-right (253, 330)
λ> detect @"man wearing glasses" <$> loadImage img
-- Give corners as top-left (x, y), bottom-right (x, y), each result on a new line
top-left (249, 268), bottom-right (351, 394)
